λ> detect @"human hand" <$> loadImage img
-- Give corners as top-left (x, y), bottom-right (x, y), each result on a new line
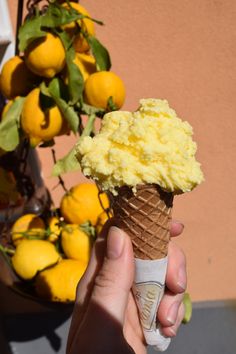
top-left (67, 220), bottom-right (186, 354)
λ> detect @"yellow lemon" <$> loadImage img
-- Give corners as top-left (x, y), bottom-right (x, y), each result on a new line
top-left (95, 210), bottom-right (113, 235)
top-left (62, 2), bottom-right (95, 53)
top-left (35, 259), bottom-right (87, 302)
top-left (61, 224), bottom-right (92, 263)
top-left (12, 239), bottom-right (60, 280)
top-left (84, 71), bottom-right (126, 110)
top-left (47, 216), bottom-right (62, 242)
top-left (11, 213), bottom-right (45, 246)
top-left (63, 52), bottom-right (96, 83)
top-left (21, 88), bottom-right (65, 146)
top-left (25, 33), bottom-right (66, 78)
top-left (0, 56), bottom-right (37, 99)
top-left (60, 183), bottom-right (109, 226)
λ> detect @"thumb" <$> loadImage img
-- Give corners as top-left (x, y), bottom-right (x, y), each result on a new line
top-left (90, 226), bottom-right (135, 324)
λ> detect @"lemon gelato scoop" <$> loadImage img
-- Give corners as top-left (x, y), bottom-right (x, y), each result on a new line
top-left (76, 98), bottom-right (204, 195)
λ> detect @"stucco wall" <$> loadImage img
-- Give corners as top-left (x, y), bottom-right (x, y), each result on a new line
top-left (7, 0), bottom-right (236, 302)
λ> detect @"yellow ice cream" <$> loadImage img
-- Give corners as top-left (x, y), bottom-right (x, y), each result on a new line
top-left (76, 98), bottom-right (204, 195)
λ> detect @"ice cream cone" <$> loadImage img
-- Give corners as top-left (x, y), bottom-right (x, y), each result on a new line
top-left (112, 184), bottom-right (173, 260)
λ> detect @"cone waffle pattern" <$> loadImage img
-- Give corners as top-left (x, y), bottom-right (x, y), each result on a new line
top-left (112, 184), bottom-right (173, 260)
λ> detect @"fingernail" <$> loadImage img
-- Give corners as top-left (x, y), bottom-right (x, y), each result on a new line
top-left (166, 301), bottom-right (179, 325)
top-left (107, 226), bottom-right (125, 259)
top-left (177, 266), bottom-right (187, 291)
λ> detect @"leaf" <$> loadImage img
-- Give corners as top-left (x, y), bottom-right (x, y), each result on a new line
top-left (87, 35), bottom-right (111, 71)
top-left (0, 97), bottom-right (25, 151)
top-left (66, 48), bottom-right (84, 104)
top-left (41, 3), bottom-right (84, 28)
top-left (50, 95), bottom-right (79, 133)
top-left (52, 145), bottom-right (80, 176)
top-left (18, 16), bottom-right (46, 52)
top-left (56, 30), bottom-right (84, 104)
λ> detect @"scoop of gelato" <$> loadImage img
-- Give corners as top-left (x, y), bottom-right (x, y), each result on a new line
top-left (76, 98), bottom-right (204, 195)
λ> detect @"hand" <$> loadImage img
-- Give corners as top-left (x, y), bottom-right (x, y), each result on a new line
top-left (67, 220), bottom-right (186, 354)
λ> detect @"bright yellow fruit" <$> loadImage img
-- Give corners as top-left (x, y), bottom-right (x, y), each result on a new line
top-left (12, 239), bottom-right (60, 280)
top-left (84, 71), bottom-right (126, 110)
top-left (62, 2), bottom-right (95, 53)
top-left (95, 210), bottom-right (113, 235)
top-left (11, 213), bottom-right (45, 246)
top-left (61, 224), bottom-right (92, 263)
top-left (35, 259), bottom-right (87, 302)
top-left (60, 183), bottom-right (109, 226)
top-left (47, 216), bottom-right (62, 242)
top-left (21, 88), bottom-right (65, 146)
top-left (0, 55), bottom-right (37, 99)
top-left (25, 33), bottom-right (66, 78)
top-left (63, 52), bottom-right (96, 83)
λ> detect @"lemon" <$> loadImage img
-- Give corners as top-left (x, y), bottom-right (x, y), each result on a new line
top-left (12, 239), bottom-right (60, 280)
top-left (63, 52), bottom-right (96, 83)
top-left (62, 2), bottom-right (95, 53)
top-left (95, 210), bottom-right (112, 235)
top-left (21, 88), bottom-right (65, 146)
top-left (60, 183), bottom-right (109, 226)
top-left (25, 33), bottom-right (66, 78)
top-left (84, 71), bottom-right (126, 110)
top-left (35, 259), bottom-right (87, 302)
top-left (0, 55), bottom-right (37, 99)
top-left (11, 213), bottom-right (45, 246)
top-left (47, 216), bottom-right (62, 242)
top-left (61, 224), bottom-right (92, 263)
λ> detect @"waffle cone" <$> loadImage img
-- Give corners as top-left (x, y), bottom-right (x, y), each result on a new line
top-left (112, 184), bottom-right (173, 260)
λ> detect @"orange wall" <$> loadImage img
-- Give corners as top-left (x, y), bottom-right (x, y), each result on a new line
top-left (8, 0), bottom-right (236, 302)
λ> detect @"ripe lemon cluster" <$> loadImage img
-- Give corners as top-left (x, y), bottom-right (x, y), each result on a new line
top-left (0, 1), bottom-right (126, 151)
top-left (10, 183), bottom-right (111, 302)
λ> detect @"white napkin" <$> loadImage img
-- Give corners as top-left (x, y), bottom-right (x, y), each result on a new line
top-left (132, 257), bottom-right (171, 352)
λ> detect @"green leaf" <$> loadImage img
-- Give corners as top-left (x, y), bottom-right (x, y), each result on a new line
top-left (52, 145), bottom-right (80, 176)
top-left (56, 30), bottom-right (84, 104)
top-left (87, 35), bottom-right (111, 71)
top-left (0, 97), bottom-right (25, 151)
top-left (41, 3), bottom-right (84, 28)
top-left (48, 77), bottom-right (62, 98)
top-left (66, 48), bottom-right (84, 104)
top-left (18, 16), bottom-right (46, 52)
top-left (50, 94), bottom-right (79, 133)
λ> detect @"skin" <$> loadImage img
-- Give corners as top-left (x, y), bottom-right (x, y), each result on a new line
top-left (67, 220), bottom-right (186, 354)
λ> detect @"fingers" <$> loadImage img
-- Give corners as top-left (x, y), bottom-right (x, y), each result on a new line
top-left (160, 300), bottom-right (185, 337)
top-left (157, 240), bottom-right (187, 338)
top-left (170, 220), bottom-right (184, 238)
top-left (90, 226), bottom-right (135, 324)
top-left (67, 220), bottom-right (112, 353)
top-left (166, 241), bottom-right (187, 293)
top-left (157, 290), bottom-right (185, 335)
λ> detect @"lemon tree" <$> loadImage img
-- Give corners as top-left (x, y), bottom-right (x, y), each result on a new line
top-left (0, 0), bottom-right (127, 179)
